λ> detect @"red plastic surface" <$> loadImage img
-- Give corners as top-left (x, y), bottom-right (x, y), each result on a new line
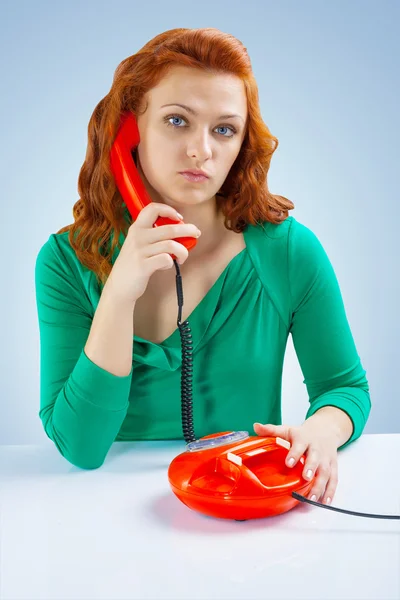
top-left (168, 432), bottom-right (315, 520)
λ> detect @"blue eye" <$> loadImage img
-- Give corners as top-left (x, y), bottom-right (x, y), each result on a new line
top-left (169, 116), bottom-right (184, 127)
top-left (164, 115), bottom-right (236, 137)
top-left (216, 126), bottom-right (231, 136)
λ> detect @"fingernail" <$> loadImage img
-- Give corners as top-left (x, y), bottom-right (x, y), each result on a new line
top-left (310, 495), bottom-right (317, 502)
top-left (176, 212), bottom-right (184, 220)
top-left (326, 497), bottom-right (331, 505)
top-left (306, 469), bottom-right (313, 479)
top-left (287, 457), bottom-right (295, 467)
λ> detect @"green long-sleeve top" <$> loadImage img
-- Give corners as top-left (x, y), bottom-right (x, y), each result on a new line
top-left (34, 215), bottom-right (371, 469)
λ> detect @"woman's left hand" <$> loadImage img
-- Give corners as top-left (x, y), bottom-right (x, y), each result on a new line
top-left (253, 416), bottom-right (341, 505)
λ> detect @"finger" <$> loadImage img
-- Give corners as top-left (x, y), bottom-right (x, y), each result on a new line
top-left (136, 202), bottom-right (182, 228)
top-left (302, 447), bottom-right (320, 482)
top-left (149, 222), bottom-right (200, 243)
top-left (321, 460), bottom-right (338, 505)
top-left (253, 423), bottom-right (290, 440)
top-left (285, 436), bottom-right (308, 468)
top-left (308, 462), bottom-right (331, 502)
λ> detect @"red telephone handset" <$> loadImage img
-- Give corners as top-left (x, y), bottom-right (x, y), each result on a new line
top-left (109, 112), bottom-right (198, 258)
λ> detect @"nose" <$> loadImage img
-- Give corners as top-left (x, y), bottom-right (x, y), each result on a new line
top-left (186, 130), bottom-right (213, 161)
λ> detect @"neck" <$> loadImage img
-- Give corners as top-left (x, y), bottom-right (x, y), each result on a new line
top-left (173, 197), bottom-right (227, 255)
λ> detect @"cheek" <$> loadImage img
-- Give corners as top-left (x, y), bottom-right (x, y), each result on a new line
top-left (138, 138), bottom-right (164, 173)
top-left (137, 142), bottom-right (177, 193)
top-left (140, 130), bottom-right (177, 170)
top-left (221, 146), bottom-right (241, 175)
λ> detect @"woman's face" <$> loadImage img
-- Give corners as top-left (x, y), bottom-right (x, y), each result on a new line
top-left (135, 65), bottom-right (248, 208)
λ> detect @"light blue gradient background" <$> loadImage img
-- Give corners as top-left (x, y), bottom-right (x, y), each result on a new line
top-left (1, 0), bottom-right (398, 444)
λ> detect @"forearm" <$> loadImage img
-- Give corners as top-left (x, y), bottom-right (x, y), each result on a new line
top-left (45, 355), bottom-right (131, 469)
top-left (84, 281), bottom-right (136, 377)
top-left (305, 405), bottom-right (354, 448)
top-left (47, 283), bottom-right (136, 469)
top-left (36, 241), bottom-right (135, 470)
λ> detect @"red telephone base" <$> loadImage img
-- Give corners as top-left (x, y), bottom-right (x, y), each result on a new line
top-left (168, 431), bottom-right (314, 520)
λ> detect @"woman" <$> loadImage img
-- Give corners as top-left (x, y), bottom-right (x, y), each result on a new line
top-left (35, 27), bottom-right (370, 505)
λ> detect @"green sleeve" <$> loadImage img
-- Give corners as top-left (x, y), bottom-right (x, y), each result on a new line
top-left (287, 219), bottom-right (371, 448)
top-left (34, 236), bottom-right (132, 469)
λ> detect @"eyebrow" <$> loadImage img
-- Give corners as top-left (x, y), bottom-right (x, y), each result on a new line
top-left (160, 103), bottom-right (245, 122)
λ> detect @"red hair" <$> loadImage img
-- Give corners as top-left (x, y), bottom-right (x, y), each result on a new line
top-left (57, 27), bottom-right (294, 287)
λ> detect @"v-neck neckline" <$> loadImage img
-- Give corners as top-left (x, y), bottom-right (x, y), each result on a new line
top-left (133, 227), bottom-right (249, 347)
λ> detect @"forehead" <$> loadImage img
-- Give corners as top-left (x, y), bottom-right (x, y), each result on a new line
top-left (147, 65), bottom-right (247, 116)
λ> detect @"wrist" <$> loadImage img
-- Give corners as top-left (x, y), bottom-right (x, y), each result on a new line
top-left (102, 278), bottom-right (136, 311)
top-left (307, 406), bottom-right (354, 448)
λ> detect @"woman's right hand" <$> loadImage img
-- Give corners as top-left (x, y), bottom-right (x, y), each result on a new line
top-left (104, 202), bottom-right (201, 304)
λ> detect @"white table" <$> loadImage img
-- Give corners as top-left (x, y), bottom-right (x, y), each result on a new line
top-left (0, 433), bottom-right (399, 600)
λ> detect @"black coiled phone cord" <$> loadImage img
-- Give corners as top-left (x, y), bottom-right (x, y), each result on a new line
top-left (174, 260), bottom-right (196, 444)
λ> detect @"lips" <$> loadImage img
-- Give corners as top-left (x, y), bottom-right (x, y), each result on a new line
top-left (180, 170), bottom-right (210, 178)
top-left (180, 172), bottom-right (210, 183)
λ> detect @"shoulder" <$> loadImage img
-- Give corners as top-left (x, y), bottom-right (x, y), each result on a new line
top-left (267, 217), bottom-right (337, 314)
top-left (247, 215), bottom-right (336, 318)
top-left (259, 215), bottom-right (320, 245)
top-left (35, 231), bottom-right (96, 317)
top-left (256, 216), bottom-right (329, 266)
top-left (35, 230), bottom-right (85, 282)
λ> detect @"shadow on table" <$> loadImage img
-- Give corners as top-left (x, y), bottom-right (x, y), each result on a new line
top-left (0, 440), bottom-right (185, 477)
top-left (147, 491), bottom-right (400, 536)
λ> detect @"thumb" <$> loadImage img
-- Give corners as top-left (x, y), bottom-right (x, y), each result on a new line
top-left (253, 422), bottom-right (289, 439)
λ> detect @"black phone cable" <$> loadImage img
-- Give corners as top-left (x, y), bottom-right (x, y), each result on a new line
top-left (174, 259), bottom-right (196, 443)
top-left (292, 492), bottom-right (400, 520)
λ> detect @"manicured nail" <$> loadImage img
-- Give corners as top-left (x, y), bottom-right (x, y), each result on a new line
top-left (310, 495), bottom-right (317, 502)
top-left (287, 457), bottom-right (295, 467)
top-left (176, 212), bottom-right (184, 220)
top-left (326, 497), bottom-right (331, 505)
top-left (306, 469), bottom-right (313, 479)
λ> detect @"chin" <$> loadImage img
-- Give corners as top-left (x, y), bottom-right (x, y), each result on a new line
top-left (164, 191), bottom-right (212, 205)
